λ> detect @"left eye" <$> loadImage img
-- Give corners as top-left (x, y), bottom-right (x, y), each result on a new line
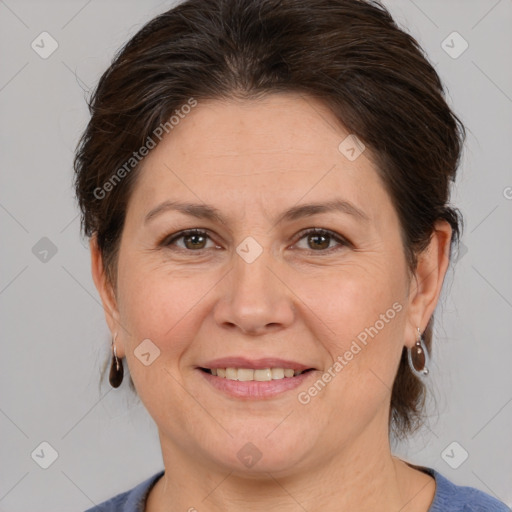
top-left (293, 228), bottom-right (347, 252)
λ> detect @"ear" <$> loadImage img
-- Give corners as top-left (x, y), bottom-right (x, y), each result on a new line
top-left (90, 234), bottom-right (125, 358)
top-left (404, 220), bottom-right (453, 347)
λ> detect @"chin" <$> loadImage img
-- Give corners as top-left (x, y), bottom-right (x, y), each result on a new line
top-left (206, 421), bottom-right (315, 475)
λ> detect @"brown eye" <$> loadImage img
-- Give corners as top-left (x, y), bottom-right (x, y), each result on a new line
top-left (182, 231), bottom-right (207, 250)
top-left (164, 229), bottom-right (215, 251)
top-left (307, 232), bottom-right (330, 250)
top-left (294, 228), bottom-right (348, 253)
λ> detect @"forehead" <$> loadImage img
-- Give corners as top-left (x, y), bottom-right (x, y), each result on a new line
top-left (126, 93), bottom-right (391, 227)
top-left (155, 93), bottom-right (359, 164)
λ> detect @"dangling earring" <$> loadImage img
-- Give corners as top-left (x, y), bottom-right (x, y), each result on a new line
top-left (407, 327), bottom-right (429, 378)
top-left (109, 332), bottom-right (124, 388)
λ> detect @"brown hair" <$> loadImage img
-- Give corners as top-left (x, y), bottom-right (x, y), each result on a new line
top-left (74, 0), bottom-right (465, 439)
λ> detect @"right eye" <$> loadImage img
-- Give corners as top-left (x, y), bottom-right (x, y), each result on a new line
top-left (162, 229), bottom-right (219, 251)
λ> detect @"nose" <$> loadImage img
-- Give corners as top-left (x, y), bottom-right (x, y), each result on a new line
top-left (213, 246), bottom-right (295, 336)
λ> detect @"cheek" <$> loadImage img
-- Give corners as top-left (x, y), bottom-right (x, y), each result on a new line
top-left (299, 258), bottom-right (408, 385)
top-left (306, 260), bottom-right (405, 339)
top-left (116, 257), bottom-right (215, 362)
top-left (115, 260), bottom-right (215, 423)
top-left (288, 264), bottom-right (407, 449)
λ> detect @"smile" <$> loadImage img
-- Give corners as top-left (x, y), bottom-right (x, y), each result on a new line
top-left (198, 367), bottom-right (317, 399)
top-left (200, 367), bottom-right (314, 381)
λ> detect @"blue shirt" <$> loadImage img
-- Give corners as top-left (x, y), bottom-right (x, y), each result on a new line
top-left (84, 466), bottom-right (510, 511)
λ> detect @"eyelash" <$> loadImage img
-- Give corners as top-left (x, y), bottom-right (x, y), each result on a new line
top-left (161, 227), bottom-right (350, 254)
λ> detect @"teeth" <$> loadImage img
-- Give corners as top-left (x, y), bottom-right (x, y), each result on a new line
top-left (226, 368), bottom-right (237, 380)
top-left (254, 369), bottom-right (272, 381)
top-left (208, 367), bottom-right (306, 381)
top-left (237, 368), bottom-right (254, 381)
top-left (271, 368), bottom-right (284, 379)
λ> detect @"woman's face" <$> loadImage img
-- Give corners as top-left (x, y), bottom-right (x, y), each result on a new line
top-left (93, 93), bottom-right (440, 474)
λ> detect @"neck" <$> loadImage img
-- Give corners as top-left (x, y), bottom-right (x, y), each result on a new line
top-left (146, 415), bottom-right (435, 512)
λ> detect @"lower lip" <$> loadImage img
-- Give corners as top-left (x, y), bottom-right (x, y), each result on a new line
top-left (198, 369), bottom-right (315, 399)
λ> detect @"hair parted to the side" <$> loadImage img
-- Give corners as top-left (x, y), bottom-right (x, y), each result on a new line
top-left (74, 0), bottom-right (465, 439)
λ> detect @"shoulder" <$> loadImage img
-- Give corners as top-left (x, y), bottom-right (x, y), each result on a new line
top-left (425, 467), bottom-right (510, 512)
top-left (84, 470), bottom-right (165, 512)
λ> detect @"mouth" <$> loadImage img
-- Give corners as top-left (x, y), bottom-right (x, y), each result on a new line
top-left (196, 358), bottom-right (318, 399)
top-left (199, 367), bottom-right (315, 381)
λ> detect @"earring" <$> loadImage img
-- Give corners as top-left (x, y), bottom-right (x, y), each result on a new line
top-left (109, 332), bottom-right (124, 388)
top-left (407, 327), bottom-right (429, 378)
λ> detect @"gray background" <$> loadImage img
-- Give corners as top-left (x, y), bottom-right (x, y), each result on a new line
top-left (1, 0), bottom-right (511, 510)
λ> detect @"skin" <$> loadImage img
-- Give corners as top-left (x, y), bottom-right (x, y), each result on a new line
top-left (91, 93), bottom-right (452, 511)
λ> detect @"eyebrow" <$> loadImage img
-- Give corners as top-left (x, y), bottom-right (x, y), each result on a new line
top-left (144, 198), bottom-right (369, 226)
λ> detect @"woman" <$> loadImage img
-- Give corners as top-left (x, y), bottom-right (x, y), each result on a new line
top-left (75, 0), bottom-right (509, 510)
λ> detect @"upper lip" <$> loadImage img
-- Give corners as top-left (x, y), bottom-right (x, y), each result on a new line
top-left (199, 357), bottom-right (315, 371)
